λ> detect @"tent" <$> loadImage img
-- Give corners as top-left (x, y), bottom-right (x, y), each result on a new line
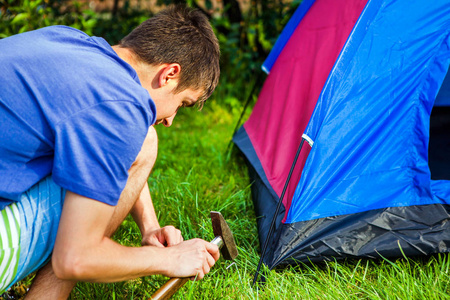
top-left (233, 0), bottom-right (450, 271)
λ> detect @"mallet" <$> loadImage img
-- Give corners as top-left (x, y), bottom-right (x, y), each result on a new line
top-left (150, 211), bottom-right (238, 300)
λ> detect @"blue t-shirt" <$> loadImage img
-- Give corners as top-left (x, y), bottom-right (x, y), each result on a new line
top-left (0, 26), bottom-right (156, 209)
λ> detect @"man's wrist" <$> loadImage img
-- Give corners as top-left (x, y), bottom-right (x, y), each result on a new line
top-left (143, 245), bottom-right (172, 275)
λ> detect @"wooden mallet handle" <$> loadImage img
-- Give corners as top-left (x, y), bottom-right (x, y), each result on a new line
top-left (151, 277), bottom-right (190, 300)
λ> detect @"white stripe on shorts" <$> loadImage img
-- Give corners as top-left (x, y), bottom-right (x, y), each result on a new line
top-left (0, 203), bottom-right (21, 293)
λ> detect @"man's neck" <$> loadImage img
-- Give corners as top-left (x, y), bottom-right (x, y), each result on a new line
top-left (112, 46), bottom-right (161, 91)
top-left (112, 45), bottom-right (139, 69)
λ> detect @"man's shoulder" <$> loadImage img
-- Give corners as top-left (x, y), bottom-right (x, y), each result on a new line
top-left (1, 25), bottom-right (88, 45)
top-left (35, 25), bottom-right (87, 36)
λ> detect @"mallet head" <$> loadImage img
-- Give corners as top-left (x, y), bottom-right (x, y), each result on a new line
top-left (210, 211), bottom-right (238, 260)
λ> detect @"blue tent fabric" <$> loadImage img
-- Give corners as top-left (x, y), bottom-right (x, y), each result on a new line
top-left (288, 0), bottom-right (450, 223)
top-left (234, 0), bottom-right (450, 269)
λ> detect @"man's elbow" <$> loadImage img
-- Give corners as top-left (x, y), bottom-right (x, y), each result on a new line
top-left (52, 249), bottom-right (87, 280)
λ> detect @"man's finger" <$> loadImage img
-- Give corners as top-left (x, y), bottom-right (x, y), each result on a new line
top-left (205, 242), bottom-right (220, 261)
top-left (206, 252), bottom-right (216, 268)
top-left (153, 239), bottom-right (165, 248)
top-left (202, 260), bottom-right (210, 277)
top-left (162, 226), bottom-right (183, 247)
top-left (142, 236), bottom-right (165, 248)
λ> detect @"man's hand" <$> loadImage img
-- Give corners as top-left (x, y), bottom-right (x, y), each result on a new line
top-left (161, 238), bottom-right (220, 280)
top-left (142, 225), bottom-right (183, 247)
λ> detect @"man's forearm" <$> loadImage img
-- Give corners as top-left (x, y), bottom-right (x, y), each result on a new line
top-left (53, 235), bottom-right (219, 282)
top-left (53, 236), bottom-right (169, 282)
top-left (130, 182), bottom-right (161, 236)
top-left (131, 182), bottom-right (183, 247)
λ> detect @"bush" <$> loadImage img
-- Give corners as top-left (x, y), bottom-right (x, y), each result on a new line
top-left (0, 0), bottom-right (300, 104)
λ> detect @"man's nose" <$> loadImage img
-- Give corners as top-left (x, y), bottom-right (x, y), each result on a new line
top-left (162, 112), bottom-right (177, 127)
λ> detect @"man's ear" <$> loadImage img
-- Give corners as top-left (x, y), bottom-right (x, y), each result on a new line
top-left (158, 63), bottom-right (181, 87)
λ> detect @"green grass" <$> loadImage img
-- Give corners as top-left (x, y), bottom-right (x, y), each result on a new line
top-left (6, 97), bottom-right (450, 299)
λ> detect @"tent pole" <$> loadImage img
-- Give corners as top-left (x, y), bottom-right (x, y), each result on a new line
top-left (252, 138), bottom-right (305, 286)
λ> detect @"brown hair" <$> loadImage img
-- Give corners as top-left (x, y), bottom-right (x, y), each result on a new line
top-left (120, 5), bottom-right (220, 104)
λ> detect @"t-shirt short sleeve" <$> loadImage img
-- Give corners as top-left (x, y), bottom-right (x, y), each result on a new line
top-left (52, 100), bottom-right (151, 206)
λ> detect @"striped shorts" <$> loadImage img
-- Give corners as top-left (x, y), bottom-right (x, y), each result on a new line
top-left (0, 203), bottom-right (20, 292)
top-left (0, 176), bottom-right (65, 293)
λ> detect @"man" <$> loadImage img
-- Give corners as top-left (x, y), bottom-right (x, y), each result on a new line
top-left (0, 5), bottom-right (221, 298)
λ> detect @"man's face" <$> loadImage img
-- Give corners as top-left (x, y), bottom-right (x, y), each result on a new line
top-left (153, 88), bottom-right (203, 127)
